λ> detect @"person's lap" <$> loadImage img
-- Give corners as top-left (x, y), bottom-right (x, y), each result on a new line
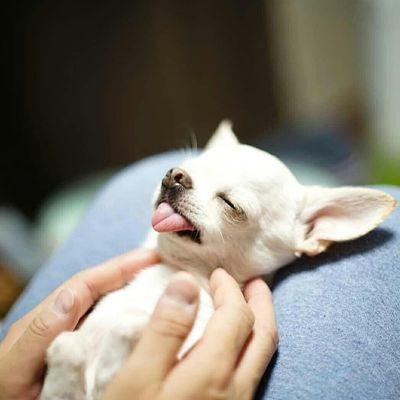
top-left (1, 152), bottom-right (399, 399)
top-left (256, 184), bottom-right (400, 399)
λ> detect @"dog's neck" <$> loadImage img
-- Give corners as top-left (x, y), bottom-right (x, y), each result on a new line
top-left (156, 233), bottom-right (296, 285)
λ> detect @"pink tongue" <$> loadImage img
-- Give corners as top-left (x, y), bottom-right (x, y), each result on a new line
top-left (152, 202), bottom-right (195, 232)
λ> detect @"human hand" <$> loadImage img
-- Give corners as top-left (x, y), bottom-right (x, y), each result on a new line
top-left (104, 268), bottom-right (278, 400)
top-left (0, 249), bottom-right (160, 400)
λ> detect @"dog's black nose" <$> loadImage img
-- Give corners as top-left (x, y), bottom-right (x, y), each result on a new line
top-left (162, 168), bottom-right (193, 189)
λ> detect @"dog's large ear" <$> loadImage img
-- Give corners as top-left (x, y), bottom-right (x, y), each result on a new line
top-left (205, 120), bottom-right (239, 149)
top-left (295, 186), bottom-right (396, 256)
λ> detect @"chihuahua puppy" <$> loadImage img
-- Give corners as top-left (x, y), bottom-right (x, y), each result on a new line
top-left (41, 121), bottom-right (396, 399)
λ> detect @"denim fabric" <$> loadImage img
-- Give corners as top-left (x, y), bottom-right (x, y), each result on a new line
top-left (1, 151), bottom-right (399, 399)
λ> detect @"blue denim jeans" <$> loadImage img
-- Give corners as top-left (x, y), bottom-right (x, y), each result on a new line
top-left (1, 152), bottom-right (399, 399)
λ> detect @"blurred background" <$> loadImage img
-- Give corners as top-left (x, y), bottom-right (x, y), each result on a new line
top-left (1, 0), bottom-right (399, 315)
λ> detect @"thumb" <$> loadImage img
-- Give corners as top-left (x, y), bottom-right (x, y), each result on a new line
top-left (10, 288), bottom-right (77, 380)
top-left (125, 273), bottom-right (199, 390)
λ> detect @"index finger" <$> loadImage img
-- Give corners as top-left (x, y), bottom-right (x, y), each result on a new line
top-left (234, 278), bottom-right (278, 393)
top-left (10, 249), bottom-right (160, 339)
top-left (176, 269), bottom-right (255, 390)
top-left (67, 248), bottom-right (160, 304)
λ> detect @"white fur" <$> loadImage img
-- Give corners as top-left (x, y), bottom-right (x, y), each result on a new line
top-left (41, 121), bottom-right (396, 399)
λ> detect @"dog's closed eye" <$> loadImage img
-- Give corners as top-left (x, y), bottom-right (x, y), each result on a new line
top-left (217, 193), bottom-right (236, 210)
top-left (217, 193), bottom-right (247, 222)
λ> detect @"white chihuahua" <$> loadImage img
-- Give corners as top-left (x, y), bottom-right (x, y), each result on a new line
top-left (41, 121), bottom-right (396, 399)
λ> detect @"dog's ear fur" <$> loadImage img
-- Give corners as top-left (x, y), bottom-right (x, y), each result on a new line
top-left (295, 186), bottom-right (397, 256)
top-left (206, 120), bottom-right (239, 149)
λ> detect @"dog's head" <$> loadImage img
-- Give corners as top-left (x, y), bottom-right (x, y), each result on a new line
top-left (152, 121), bottom-right (396, 282)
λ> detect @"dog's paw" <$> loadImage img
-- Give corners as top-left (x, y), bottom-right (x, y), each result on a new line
top-left (92, 313), bottom-right (149, 400)
top-left (41, 331), bottom-right (87, 400)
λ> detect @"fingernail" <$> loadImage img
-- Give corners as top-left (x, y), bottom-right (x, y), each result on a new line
top-left (53, 288), bottom-right (74, 315)
top-left (164, 272), bottom-right (199, 306)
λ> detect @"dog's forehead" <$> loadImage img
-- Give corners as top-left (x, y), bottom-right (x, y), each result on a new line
top-left (181, 145), bottom-right (292, 186)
